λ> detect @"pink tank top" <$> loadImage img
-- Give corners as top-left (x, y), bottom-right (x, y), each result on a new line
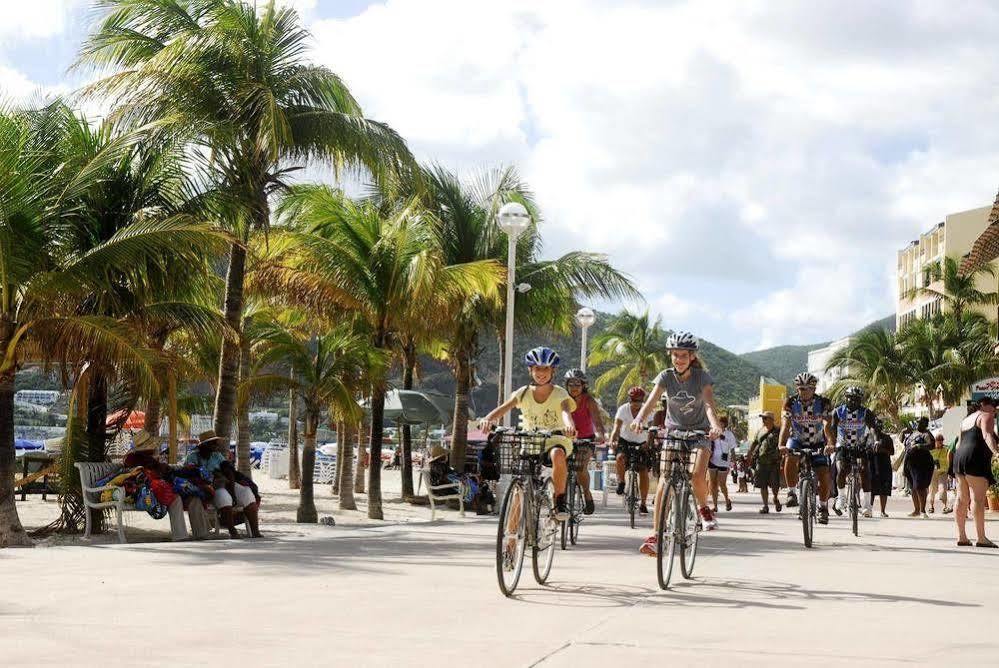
top-left (571, 394), bottom-right (596, 439)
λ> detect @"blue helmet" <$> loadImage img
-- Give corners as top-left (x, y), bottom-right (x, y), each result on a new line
top-left (524, 346), bottom-right (560, 368)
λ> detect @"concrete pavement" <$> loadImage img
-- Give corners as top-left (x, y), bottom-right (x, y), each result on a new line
top-left (3, 492), bottom-right (997, 666)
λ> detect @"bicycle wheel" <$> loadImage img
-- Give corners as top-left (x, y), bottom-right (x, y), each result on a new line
top-left (569, 482), bottom-right (584, 546)
top-left (532, 479), bottom-right (558, 584)
top-left (680, 484), bottom-right (700, 579)
top-left (656, 483), bottom-right (679, 590)
top-left (496, 480), bottom-right (527, 597)
top-left (849, 475), bottom-right (859, 537)
top-left (560, 474), bottom-right (572, 550)
top-left (627, 469), bottom-right (639, 529)
top-left (800, 479), bottom-right (814, 548)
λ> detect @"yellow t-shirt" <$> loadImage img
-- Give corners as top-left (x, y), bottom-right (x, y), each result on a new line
top-left (515, 384), bottom-right (576, 431)
top-left (929, 447), bottom-right (949, 471)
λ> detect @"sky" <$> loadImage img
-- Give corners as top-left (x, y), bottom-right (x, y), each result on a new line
top-left (4, 1), bottom-right (999, 353)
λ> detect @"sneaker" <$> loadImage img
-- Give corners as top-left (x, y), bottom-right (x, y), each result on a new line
top-left (616, 482), bottom-right (625, 495)
top-left (700, 506), bottom-right (718, 531)
top-left (943, 507), bottom-right (953, 514)
top-left (921, 512), bottom-right (929, 519)
top-left (786, 492), bottom-right (798, 508)
top-left (775, 498), bottom-right (782, 513)
top-left (725, 498), bottom-right (733, 512)
top-left (928, 507), bottom-right (935, 514)
top-left (818, 506), bottom-right (829, 525)
top-left (881, 511), bottom-right (889, 518)
top-left (833, 504), bottom-right (843, 517)
top-left (862, 509), bottom-right (872, 518)
top-left (584, 498), bottom-right (595, 515)
top-left (639, 503), bottom-right (649, 515)
top-left (639, 535), bottom-right (658, 557)
top-left (759, 506), bottom-right (769, 514)
top-left (907, 511), bottom-right (920, 517)
top-left (554, 494), bottom-right (568, 521)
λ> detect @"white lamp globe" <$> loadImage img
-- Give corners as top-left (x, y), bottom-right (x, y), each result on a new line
top-left (575, 307), bottom-right (596, 328)
top-left (498, 201), bottom-right (530, 236)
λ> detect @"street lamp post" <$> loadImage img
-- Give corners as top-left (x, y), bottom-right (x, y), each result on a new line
top-left (575, 307), bottom-right (596, 373)
top-left (498, 202), bottom-right (531, 427)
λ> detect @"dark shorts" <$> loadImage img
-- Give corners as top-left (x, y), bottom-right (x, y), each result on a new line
top-left (541, 444), bottom-right (567, 468)
top-left (755, 461), bottom-right (781, 489)
top-left (708, 462), bottom-right (730, 472)
top-left (789, 438), bottom-right (829, 467)
top-left (616, 439), bottom-right (651, 469)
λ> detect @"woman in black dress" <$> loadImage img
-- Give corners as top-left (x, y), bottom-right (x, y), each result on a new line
top-left (904, 417), bottom-right (935, 518)
top-left (869, 419), bottom-right (894, 518)
top-left (954, 397), bottom-right (999, 547)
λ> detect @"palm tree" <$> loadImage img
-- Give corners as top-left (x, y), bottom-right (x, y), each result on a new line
top-left (910, 255), bottom-right (998, 325)
top-left (0, 104), bottom-right (225, 544)
top-left (590, 310), bottom-right (669, 402)
top-left (826, 327), bottom-right (912, 423)
top-left (417, 165), bottom-right (640, 469)
top-left (247, 322), bottom-right (380, 522)
top-left (78, 0), bottom-right (416, 448)
top-left (259, 185), bottom-right (500, 519)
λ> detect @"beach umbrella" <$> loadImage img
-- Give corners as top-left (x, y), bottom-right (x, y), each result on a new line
top-left (14, 439), bottom-right (43, 450)
top-left (359, 390), bottom-right (450, 425)
top-left (106, 410), bottom-right (145, 430)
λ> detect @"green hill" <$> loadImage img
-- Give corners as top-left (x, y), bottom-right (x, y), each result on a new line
top-left (403, 311), bottom-right (771, 414)
top-left (739, 314), bottom-right (896, 386)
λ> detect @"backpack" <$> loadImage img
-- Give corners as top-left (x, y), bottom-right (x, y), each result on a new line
top-left (478, 442), bottom-right (500, 481)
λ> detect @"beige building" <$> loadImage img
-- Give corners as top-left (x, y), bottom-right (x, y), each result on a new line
top-left (807, 336), bottom-right (853, 394)
top-left (896, 205), bottom-right (995, 329)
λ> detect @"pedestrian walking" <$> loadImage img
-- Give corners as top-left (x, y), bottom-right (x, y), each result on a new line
top-left (746, 411), bottom-right (782, 514)
top-left (869, 419), bottom-right (895, 517)
top-left (954, 397), bottom-right (999, 548)
top-left (708, 415), bottom-right (737, 512)
top-left (904, 417), bottom-right (935, 518)
top-left (928, 431), bottom-right (952, 514)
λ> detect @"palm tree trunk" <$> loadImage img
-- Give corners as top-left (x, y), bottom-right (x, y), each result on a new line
top-left (144, 392), bottom-right (161, 438)
top-left (400, 342), bottom-right (416, 501)
top-left (450, 347), bottom-right (472, 471)
top-left (0, 338), bottom-right (31, 546)
top-left (167, 371), bottom-right (178, 465)
top-left (354, 420), bottom-right (367, 494)
top-left (337, 421), bottom-right (357, 510)
top-left (288, 377), bottom-right (301, 489)
top-left (367, 383), bottom-right (387, 520)
top-left (235, 332), bottom-right (252, 476)
top-left (297, 408), bottom-right (319, 523)
top-left (212, 242), bottom-right (246, 446)
top-left (331, 420), bottom-right (341, 496)
top-left (85, 371), bottom-right (108, 534)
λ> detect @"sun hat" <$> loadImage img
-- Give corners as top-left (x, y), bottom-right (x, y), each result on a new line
top-left (132, 430), bottom-right (159, 452)
top-left (429, 445), bottom-right (448, 461)
top-left (197, 430), bottom-right (223, 447)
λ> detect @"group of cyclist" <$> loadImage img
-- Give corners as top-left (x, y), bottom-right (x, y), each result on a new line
top-left (480, 330), bottom-right (892, 558)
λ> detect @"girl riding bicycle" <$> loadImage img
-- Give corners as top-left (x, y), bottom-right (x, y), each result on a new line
top-left (629, 332), bottom-right (724, 555)
top-left (564, 368), bottom-right (606, 515)
top-left (481, 346), bottom-right (576, 519)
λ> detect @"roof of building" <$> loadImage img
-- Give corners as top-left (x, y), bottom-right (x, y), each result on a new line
top-left (960, 189), bottom-right (999, 274)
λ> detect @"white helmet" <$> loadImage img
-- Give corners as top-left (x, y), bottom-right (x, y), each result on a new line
top-left (665, 331), bottom-right (699, 351)
top-left (794, 372), bottom-right (818, 388)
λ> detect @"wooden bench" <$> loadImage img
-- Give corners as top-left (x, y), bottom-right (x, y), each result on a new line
top-left (76, 462), bottom-right (252, 543)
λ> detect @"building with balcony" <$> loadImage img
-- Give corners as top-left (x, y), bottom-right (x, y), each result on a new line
top-left (896, 205), bottom-right (994, 329)
top-left (807, 337), bottom-right (853, 394)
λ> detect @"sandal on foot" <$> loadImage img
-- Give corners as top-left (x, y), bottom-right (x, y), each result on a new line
top-left (975, 540), bottom-right (998, 548)
top-left (957, 540), bottom-right (972, 547)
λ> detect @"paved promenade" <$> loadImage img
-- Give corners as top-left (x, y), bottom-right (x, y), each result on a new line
top-left (4, 492), bottom-right (997, 666)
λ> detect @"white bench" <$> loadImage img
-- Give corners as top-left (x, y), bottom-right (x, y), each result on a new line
top-left (418, 469), bottom-right (467, 521)
top-left (76, 462), bottom-right (252, 543)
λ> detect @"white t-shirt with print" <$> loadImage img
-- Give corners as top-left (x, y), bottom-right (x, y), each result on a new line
top-left (615, 403), bottom-right (651, 443)
top-left (710, 430), bottom-right (738, 469)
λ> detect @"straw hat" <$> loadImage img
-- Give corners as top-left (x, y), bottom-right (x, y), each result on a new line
top-left (197, 429), bottom-right (223, 447)
top-left (132, 430), bottom-right (159, 452)
top-left (429, 445), bottom-right (447, 461)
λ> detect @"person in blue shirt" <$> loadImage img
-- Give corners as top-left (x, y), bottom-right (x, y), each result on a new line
top-left (186, 430), bottom-right (261, 538)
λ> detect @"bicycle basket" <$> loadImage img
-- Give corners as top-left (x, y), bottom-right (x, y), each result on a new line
top-left (493, 430), bottom-right (548, 475)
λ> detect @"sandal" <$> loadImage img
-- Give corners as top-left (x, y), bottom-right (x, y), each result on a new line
top-left (975, 540), bottom-right (998, 549)
top-left (725, 499), bottom-right (732, 511)
top-left (758, 506), bottom-right (769, 514)
top-left (957, 540), bottom-right (972, 547)
top-left (775, 498), bottom-right (782, 512)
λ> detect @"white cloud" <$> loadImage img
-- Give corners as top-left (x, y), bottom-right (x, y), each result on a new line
top-left (0, 63), bottom-right (39, 100)
top-left (0, 1), bottom-right (84, 41)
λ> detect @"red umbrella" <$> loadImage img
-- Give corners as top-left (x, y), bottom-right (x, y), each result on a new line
top-left (106, 410), bottom-right (145, 430)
